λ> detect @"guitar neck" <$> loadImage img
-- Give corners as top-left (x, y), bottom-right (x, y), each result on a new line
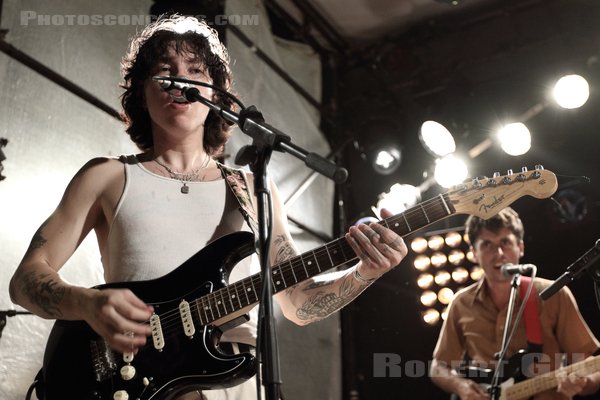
top-left (195, 194), bottom-right (454, 325)
top-left (194, 168), bottom-right (558, 326)
top-left (501, 356), bottom-right (600, 400)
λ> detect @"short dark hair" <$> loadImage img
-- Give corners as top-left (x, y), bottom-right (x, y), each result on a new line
top-left (120, 15), bottom-right (234, 154)
top-left (465, 207), bottom-right (524, 245)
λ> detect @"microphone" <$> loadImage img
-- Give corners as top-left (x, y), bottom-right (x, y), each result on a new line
top-left (152, 76), bottom-right (194, 103)
top-left (501, 263), bottom-right (535, 277)
top-left (154, 77), bottom-right (191, 91)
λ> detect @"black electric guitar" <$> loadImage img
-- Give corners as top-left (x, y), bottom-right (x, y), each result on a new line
top-left (457, 351), bottom-right (600, 400)
top-left (40, 168), bottom-right (558, 400)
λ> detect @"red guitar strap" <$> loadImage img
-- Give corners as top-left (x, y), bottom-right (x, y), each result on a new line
top-left (518, 276), bottom-right (543, 346)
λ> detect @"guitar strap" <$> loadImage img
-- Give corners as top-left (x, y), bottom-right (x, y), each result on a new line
top-left (216, 162), bottom-right (259, 238)
top-left (518, 276), bottom-right (543, 351)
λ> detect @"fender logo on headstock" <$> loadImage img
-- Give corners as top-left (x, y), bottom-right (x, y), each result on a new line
top-left (448, 167), bottom-right (557, 220)
top-left (478, 194), bottom-right (506, 214)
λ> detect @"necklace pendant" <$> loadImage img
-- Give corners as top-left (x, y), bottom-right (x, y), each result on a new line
top-left (181, 183), bottom-right (189, 194)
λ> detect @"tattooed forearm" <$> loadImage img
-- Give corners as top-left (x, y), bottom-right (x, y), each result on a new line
top-left (284, 278), bottom-right (335, 298)
top-left (273, 234), bottom-right (297, 264)
top-left (19, 271), bottom-right (66, 317)
top-left (303, 279), bottom-right (336, 290)
top-left (296, 274), bottom-right (364, 322)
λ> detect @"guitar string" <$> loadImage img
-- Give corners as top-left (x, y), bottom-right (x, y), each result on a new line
top-left (138, 193), bottom-right (456, 338)
top-left (143, 170), bottom-right (547, 338)
top-left (140, 193), bottom-right (461, 337)
top-left (505, 356), bottom-right (600, 396)
top-left (129, 175), bottom-right (546, 351)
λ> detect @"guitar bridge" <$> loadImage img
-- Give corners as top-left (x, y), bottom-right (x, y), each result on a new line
top-left (90, 339), bottom-right (117, 382)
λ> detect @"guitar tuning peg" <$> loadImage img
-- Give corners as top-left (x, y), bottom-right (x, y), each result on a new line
top-left (493, 172), bottom-right (500, 178)
top-left (534, 164), bottom-right (544, 170)
top-left (507, 169), bottom-right (513, 175)
top-left (521, 166), bottom-right (528, 173)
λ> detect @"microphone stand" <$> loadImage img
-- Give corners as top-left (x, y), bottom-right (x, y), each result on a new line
top-left (489, 274), bottom-right (521, 400)
top-left (167, 78), bottom-right (347, 400)
top-left (540, 239), bottom-right (600, 301)
top-left (0, 309), bottom-right (33, 339)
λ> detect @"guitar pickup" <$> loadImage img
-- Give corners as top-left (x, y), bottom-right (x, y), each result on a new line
top-left (150, 313), bottom-right (165, 351)
top-left (179, 300), bottom-right (196, 338)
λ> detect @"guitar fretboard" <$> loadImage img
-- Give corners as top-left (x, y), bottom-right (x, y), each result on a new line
top-left (501, 356), bottom-right (600, 400)
top-left (192, 193), bottom-right (454, 325)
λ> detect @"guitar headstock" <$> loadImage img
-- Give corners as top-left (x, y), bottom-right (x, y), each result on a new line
top-left (447, 166), bottom-right (558, 219)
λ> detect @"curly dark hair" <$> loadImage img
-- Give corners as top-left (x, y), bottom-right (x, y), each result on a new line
top-left (120, 15), bottom-right (233, 154)
top-left (465, 207), bottom-right (525, 245)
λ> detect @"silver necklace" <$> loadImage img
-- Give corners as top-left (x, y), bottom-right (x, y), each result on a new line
top-left (154, 155), bottom-right (211, 194)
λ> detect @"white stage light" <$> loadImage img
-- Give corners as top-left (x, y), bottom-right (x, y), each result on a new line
top-left (553, 74), bottom-right (589, 109)
top-left (419, 121), bottom-right (456, 157)
top-left (434, 155), bottom-right (468, 188)
top-left (498, 122), bottom-right (531, 156)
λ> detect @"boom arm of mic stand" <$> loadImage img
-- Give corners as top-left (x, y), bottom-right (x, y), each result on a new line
top-left (182, 87), bottom-right (348, 184)
top-left (540, 239), bottom-right (600, 300)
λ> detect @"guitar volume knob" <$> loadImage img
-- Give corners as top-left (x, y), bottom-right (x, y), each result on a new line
top-left (113, 390), bottom-right (129, 400)
top-left (120, 365), bottom-right (136, 381)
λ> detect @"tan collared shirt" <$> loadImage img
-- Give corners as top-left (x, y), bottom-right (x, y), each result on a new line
top-left (432, 277), bottom-right (600, 399)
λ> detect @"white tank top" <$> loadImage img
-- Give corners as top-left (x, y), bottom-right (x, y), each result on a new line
top-left (103, 157), bottom-right (258, 344)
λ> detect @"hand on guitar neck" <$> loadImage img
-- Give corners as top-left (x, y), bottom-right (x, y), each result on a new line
top-left (437, 352), bottom-right (600, 400)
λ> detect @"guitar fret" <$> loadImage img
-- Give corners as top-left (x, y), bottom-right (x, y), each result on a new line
top-left (438, 193), bottom-right (451, 215)
top-left (270, 273), bottom-right (279, 291)
top-left (226, 286), bottom-right (235, 312)
top-left (197, 299), bottom-right (208, 325)
top-left (329, 240), bottom-right (346, 266)
top-left (241, 279), bottom-right (251, 305)
top-left (338, 239), bottom-right (351, 262)
top-left (324, 244), bottom-right (334, 267)
top-left (300, 255), bottom-right (309, 278)
top-left (207, 298), bottom-right (216, 320)
top-left (402, 213), bottom-right (411, 231)
top-left (271, 268), bottom-right (287, 287)
top-left (233, 283), bottom-right (243, 309)
top-left (420, 204), bottom-right (430, 223)
top-left (305, 251), bottom-right (320, 274)
top-left (219, 289), bottom-right (228, 315)
top-left (213, 292), bottom-right (223, 318)
top-left (288, 260), bottom-right (298, 284)
top-left (249, 277), bottom-right (259, 300)
top-left (275, 266), bottom-right (288, 288)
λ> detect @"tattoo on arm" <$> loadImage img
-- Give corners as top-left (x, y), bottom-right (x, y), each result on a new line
top-left (295, 274), bottom-right (364, 323)
top-left (273, 235), bottom-right (298, 297)
top-left (24, 219), bottom-right (49, 257)
top-left (273, 235), bottom-right (296, 264)
top-left (19, 271), bottom-right (66, 318)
